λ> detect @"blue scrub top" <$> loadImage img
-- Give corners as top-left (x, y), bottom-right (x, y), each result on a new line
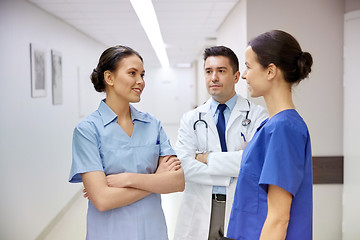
top-left (227, 109), bottom-right (313, 240)
top-left (69, 100), bottom-right (176, 240)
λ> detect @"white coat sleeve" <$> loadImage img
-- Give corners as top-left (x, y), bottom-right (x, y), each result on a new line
top-left (207, 104), bottom-right (269, 177)
top-left (207, 151), bottom-right (243, 177)
top-left (175, 111), bottom-right (231, 186)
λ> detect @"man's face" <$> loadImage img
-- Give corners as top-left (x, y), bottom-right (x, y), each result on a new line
top-left (204, 56), bottom-right (239, 103)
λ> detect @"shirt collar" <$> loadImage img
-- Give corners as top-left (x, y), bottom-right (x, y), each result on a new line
top-left (210, 93), bottom-right (238, 115)
top-left (98, 99), bottom-right (118, 126)
top-left (129, 104), bottom-right (151, 123)
top-left (98, 99), bottom-right (151, 126)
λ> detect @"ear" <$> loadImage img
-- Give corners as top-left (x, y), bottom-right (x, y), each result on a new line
top-left (234, 70), bottom-right (241, 83)
top-left (104, 70), bottom-right (114, 87)
top-left (266, 63), bottom-right (277, 81)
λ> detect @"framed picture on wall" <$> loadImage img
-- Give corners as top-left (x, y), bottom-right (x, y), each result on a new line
top-left (30, 43), bottom-right (46, 98)
top-left (51, 49), bottom-right (63, 105)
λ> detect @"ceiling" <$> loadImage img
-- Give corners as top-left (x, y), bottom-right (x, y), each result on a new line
top-left (27, 0), bottom-right (239, 68)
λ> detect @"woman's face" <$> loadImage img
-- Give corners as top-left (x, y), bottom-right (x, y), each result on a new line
top-left (109, 54), bottom-right (145, 103)
top-left (242, 46), bottom-right (269, 98)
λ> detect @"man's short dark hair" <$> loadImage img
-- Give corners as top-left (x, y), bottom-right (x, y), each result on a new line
top-left (203, 46), bottom-right (239, 74)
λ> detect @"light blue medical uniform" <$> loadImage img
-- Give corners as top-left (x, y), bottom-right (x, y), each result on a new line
top-left (69, 100), bottom-right (175, 240)
top-left (227, 109), bottom-right (312, 240)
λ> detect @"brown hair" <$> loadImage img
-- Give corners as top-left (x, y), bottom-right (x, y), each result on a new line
top-left (203, 46), bottom-right (239, 74)
top-left (249, 30), bottom-right (313, 84)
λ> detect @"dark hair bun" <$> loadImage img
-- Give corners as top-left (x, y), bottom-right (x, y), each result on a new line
top-left (90, 68), bottom-right (105, 92)
top-left (297, 51), bottom-right (313, 80)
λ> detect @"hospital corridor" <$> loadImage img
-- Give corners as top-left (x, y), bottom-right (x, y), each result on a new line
top-left (1, 0), bottom-right (360, 239)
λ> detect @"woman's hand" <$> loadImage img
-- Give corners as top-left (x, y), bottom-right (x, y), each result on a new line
top-left (156, 155), bottom-right (182, 174)
top-left (81, 171), bottom-right (151, 211)
top-left (82, 174), bottom-right (130, 196)
top-left (102, 155), bottom-right (181, 190)
top-left (83, 188), bottom-right (89, 199)
top-left (106, 173), bottom-right (132, 188)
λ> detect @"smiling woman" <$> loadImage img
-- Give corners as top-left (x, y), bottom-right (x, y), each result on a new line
top-left (68, 45), bottom-right (185, 240)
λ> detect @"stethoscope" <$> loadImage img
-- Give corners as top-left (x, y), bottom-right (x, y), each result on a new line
top-left (193, 99), bottom-right (251, 153)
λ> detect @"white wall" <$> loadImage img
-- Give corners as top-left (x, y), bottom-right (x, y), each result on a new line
top-left (345, 0), bottom-right (360, 12)
top-left (0, 0), bottom-right (105, 239)
top-left (217, 0), bottom-right (344, 239)
top-left (343, 10), bottom-right (360, 240)
top-left (196, 54), bottom-right (210, 106)
top-left (135, 66), bottom-right (196, 127)
top-left (216, 0), bottom-right (248, 99)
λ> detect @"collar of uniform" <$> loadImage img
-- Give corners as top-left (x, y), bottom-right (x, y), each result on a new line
top-left (98, 100), bottom-right (151, 127)
top-left (98, 99), bottom-right (118, 126)
top-left (129, 104), bottom-right (151, 123)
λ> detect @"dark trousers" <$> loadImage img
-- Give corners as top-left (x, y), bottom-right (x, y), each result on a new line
top-left (208, 198), bottom-right (226, 240)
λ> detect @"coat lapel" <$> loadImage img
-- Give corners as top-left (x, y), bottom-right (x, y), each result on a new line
top-left (227, 95), bottom-right (250, 132)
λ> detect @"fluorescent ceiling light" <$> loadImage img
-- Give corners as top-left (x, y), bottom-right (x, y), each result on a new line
top-left (130, 0), bottom-right (169, 68)
top-left (176, 63), bottom-right (192, 68)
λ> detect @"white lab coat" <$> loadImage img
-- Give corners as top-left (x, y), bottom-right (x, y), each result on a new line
top-left (173, 95), bottom-right (268, 240)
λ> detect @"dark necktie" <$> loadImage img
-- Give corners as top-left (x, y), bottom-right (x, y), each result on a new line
top-left (216, 104), bottom-right (227, 152)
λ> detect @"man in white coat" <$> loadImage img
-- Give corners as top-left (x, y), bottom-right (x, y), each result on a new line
top-left (174, 46), bottom-right (268, 240)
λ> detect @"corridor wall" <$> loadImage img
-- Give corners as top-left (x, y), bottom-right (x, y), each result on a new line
top-left (0, 1), bottom-right (105, 239)
top-left (343, 9), bottom-right (360, 239)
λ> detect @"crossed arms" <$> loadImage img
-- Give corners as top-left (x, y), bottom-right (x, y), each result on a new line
top-left (81, 155), bottom-right (185, 212)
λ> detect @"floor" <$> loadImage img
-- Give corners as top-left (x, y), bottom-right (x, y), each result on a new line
top-left (43, 191), bottom-right (87, 240)
top-left (41, 190), bottom-right (183, 240)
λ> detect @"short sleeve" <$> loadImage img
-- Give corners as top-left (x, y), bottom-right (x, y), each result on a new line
top-left (157, 121), bottom-right (176, 156)
top-left (259, 122), bottom-right (307, 197)
top-left (69, 121), bottom-right (104, 183)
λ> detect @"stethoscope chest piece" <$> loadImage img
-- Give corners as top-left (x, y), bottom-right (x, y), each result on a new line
top-left (241, 99), bottom-right (252, 126)
top-left (242, 118), bottom-right (251, 126)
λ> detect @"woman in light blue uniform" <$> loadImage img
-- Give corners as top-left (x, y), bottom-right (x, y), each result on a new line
top-left (69, 45), bottom-right (185, 240)
top-left (227, 30), bottom-right (313, 240)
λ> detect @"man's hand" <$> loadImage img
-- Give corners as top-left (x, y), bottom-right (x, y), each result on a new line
top-left (195, 153), bottom-right (209, 164)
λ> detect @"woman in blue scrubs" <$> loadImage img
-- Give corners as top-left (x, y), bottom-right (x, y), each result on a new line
top-left (227, 30), bottom-right (313, 240)
top-left (69, 45), bottom-right (185, 240)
